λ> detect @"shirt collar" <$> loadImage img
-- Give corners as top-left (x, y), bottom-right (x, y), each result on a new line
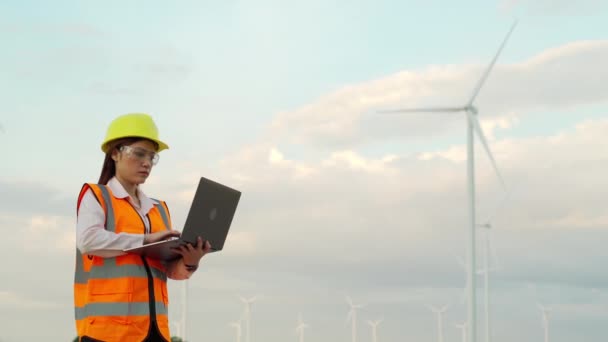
top-left (107, 177), bottom-right (158, 214)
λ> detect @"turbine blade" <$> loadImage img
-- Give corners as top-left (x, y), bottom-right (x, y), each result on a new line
top-left (488, 228), bottom-right (501, 272)
top-left (460, 260), bottom-right (470, 304)
top-left (456, 256), bottom-right (466, 270)
top-left (481, 189), bottom-right (512, 224)
top-left (467, 19), bottom-right (518, 106)
top-left (378, 107), bottom-right (465, 114)
top-left (346, 309), bottom-right (353, 324)
top-left (427, 304), bottom-right (439, 313)
top-left (467, 111), bottom-right (507, 191)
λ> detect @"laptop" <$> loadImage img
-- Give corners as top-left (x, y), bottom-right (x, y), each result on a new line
top-left (124, 176), bottom-right (242, 261)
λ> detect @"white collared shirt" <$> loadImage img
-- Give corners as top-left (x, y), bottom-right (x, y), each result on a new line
top-left (76, 176), bottom-right (191, 279)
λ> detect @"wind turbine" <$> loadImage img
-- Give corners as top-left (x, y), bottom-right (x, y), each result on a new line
top-left (476, 222), bottom-right (501, 342)
top-left (230, 320), bottom-right (243, 342)
top-left (170, 321), bottom-right (182, 340)
top-left (378, 20), bottom-right (517, 342)
top-left (367, 319), bottom-right (383, 342)
top-left (456, 223), bottom-right (500, 342)
top-left (239, 295), bottom-right (259, 342)
top-left (455, 322), bottom-right (468, 342)
top-left (181, 280), bottom-right (188, 342)
top-left (428, 304), bottom-right (450, 342)
top-left (295, 313), bottom-right (309, 342)
top-left (345, 295), bottom-right (365, 342)
top-left (538, 303), bottom-right (551, 342)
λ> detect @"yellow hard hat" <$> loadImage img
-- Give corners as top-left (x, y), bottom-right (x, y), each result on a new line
top-left (101, 113), bottom-right (169, 153)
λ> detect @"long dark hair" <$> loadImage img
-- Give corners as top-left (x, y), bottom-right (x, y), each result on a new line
top-left (97, 137), bottom-right (158, 184)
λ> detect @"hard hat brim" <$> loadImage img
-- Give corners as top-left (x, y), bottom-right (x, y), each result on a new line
top-left (101, 136), bottom-right (169, 153)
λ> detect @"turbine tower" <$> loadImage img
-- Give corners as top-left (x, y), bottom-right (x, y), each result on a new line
top-left (230, 320), bottom-right (242, 342)
top-left (182, 280), bottom-right (188, 341)
top-left (170, 321), bottom-right (181, 340)
top-left (428, 305), bottom-right (450, 342)
top-left (378, 20), bottom-right (517, 342)
top-left (476, 222), bottom-right (500, 342)
top-left (455, 322), bottom-right (468, 342)
top-left (239, 295), bottom-right (259, 342)
top-left (538, 303), bottom-right (551, 342)
top-left (346, 296), bottom-right (365, 342)
top-left (367, 319), bottom-right (383, 342)
top-left (295, 313), bottom-right (309, 342)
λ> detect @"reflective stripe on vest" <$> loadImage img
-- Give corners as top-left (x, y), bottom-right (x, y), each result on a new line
top-left (74, 248), bottom-right (87, 284)
top-left (152, 198), bottom-right (170, 231)
top-left (75, 301), bottom-right (168, 320)
top-left (98, 184), bottom-right (115, 233)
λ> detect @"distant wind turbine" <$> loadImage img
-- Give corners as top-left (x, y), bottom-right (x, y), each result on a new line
top-left (182, 280), bottom-right (188, 341)
top-left (367, 319), bottom-right (383, 342)
top-left (428, 304), bottom-right (450, 342)
top-left (538, 303), bottom-right (552, 342)
top-left (457, 222), bottom-right (499, 342)
top-left (378, 20), bottom-right (517, 342)
top-left (170, 321), bottom-right (181, 340)
top-left (476, 222), bottom-right (500, 342)
top-left (345, 295), bottom-right (365, 342)
top-left (239, 295), bottom-right (259, 342)
top-left (295, 313), bottom-right (309, 342)
top-left (230, 320), bottom-right (242, 342)
top-left (455, 322), bottom-right (468, 342)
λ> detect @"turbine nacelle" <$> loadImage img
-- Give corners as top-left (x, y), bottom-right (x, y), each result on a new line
top-left (466, 105), bottom-right (479, 115)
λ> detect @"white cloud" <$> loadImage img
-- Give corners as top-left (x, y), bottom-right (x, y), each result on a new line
top-left (202, 115), bottom-right (608, 284)
top-left (268, 147), bottom-right (318, 179)
top-left (1, 214), bottom-right (76, 255)
top-left (223, 231), bottom-right (257, 256)
top-left (0, 290), bottom-right (61, 309)
top-left (322, 150), bottom-right (399, 174)
top-left (263, 40), bottom-right (608, 148)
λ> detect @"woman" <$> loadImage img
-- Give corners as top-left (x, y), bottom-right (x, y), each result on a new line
top-left (74, 113), bottom-right (211, 341)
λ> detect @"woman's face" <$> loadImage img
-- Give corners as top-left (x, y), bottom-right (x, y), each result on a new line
top-left (112, 140), bottom-right (159, 185)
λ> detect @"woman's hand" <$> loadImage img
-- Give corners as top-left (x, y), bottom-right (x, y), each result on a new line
top-left (143, 230), bottom-right (181, 244)
top-left (173, 236), bottom-right (211, 267)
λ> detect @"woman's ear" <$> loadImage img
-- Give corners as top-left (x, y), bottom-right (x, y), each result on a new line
top-left (111, 149), bottom-right (120, 162)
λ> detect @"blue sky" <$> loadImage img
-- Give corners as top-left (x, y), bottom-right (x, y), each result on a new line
top-left (1, 1), bottom-right (607, 341)
top-left (1, 0), bottom-right (607, 173)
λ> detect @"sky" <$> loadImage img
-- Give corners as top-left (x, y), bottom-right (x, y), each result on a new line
top-left (0, 0), bottom-right (607, 341)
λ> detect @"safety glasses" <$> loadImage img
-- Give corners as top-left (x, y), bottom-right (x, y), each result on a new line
top-left (119, 145), bottom-right (160, 166)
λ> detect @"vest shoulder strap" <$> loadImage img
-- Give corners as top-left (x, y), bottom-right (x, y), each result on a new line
top-left (151, 198), bottom-right (171, 230)
top-left (77, 183), bottom-right (115, 231)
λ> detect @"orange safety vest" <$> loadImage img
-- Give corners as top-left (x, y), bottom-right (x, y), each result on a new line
top-left (74, 183), bottom-right (173, 342)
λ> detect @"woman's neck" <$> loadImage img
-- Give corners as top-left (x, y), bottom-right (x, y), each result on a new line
top-left (115, 175), bottom-right (138, 200)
